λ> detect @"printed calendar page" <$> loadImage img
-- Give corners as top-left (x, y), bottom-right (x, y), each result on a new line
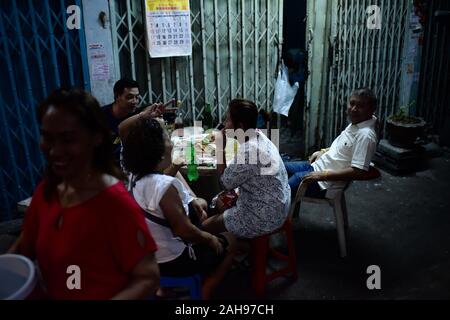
top-left (145, 0), bottom-right (192, 57)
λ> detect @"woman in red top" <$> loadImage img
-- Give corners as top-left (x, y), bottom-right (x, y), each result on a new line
top-left (9, 88), bottom-right (159, 299)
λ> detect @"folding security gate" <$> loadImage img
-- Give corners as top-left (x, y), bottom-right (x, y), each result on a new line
top-left (305, 0), bottom-right (410, 152)
top-left (417, 0), bottom-right (450, 147)
top-left (109, 0), bottom-right (283, 123)
top-left (0, 0), bottom-right (90, 220)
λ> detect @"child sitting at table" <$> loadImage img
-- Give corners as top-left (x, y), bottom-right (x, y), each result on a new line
top-left (122, 116), bottom-right (236, 299)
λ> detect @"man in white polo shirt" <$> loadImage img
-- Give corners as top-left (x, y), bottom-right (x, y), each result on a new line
top-left (284, 87), bottom-right (378, 197)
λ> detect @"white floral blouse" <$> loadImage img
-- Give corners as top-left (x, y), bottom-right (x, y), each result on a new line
top-left (221, 130), bottom-right (291, 238)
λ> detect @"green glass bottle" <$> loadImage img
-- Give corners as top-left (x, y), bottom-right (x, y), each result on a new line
top-left (203, 103), bottom-right (213, 130)
top-left (186, 139), bottom-right (199, 182)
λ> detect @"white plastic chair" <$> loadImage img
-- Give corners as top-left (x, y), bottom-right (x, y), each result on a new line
top-left (293, 181), bottom-right (350, 257)
top-left (293, 166), bottom-right (381, 258)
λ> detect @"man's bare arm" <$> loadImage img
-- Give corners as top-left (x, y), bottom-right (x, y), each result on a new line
top-left (302, 166), bottom-right (369, 184)
top-left (118, 103), bottom-right (163, 140)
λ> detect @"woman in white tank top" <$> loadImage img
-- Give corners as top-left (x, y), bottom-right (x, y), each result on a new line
top-left (122, 115), bottom-right (237, 299)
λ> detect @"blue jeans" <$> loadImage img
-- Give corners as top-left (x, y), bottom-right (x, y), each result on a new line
top-left (283, 161), bottom-right (325, 198)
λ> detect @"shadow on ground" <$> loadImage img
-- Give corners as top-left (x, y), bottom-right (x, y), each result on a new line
top-left (213, 155), bottom-right (450, 300)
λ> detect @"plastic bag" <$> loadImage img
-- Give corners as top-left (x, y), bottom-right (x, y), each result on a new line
top-left (272, 60), bottom-right (299, 117)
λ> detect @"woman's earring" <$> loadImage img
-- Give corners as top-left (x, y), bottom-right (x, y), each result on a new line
top-left (161, 156), bottom-right (165, 160)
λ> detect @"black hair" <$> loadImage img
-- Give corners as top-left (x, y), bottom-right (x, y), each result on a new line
top-left (113, 78), bottom-right (139, 100)
top-left (37, 88), bottom-right (126, 200)
top-left (351, 87), bottom-right (377, 109)
top-left (122, 117), bottom-right (166, 178)
top-left (228, 99), bottom-right (258, 130)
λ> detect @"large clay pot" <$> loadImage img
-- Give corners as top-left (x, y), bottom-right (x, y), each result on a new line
top-left (386, 118), bottom-right (426, 148)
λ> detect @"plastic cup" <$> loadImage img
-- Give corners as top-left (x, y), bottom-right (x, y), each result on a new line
top-left (0, 254), bottom-right (37, 300)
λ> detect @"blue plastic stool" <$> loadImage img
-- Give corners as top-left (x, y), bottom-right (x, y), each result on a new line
top-left (159, 274), bottom-right (202, 300)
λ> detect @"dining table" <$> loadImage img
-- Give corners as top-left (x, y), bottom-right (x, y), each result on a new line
top-left (170, 126), bottom-right (237, 202)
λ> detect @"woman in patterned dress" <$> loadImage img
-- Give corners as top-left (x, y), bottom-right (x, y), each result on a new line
top-left (203, 99), bottom-right (291, 239)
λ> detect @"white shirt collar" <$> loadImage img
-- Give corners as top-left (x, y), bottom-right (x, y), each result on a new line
top-left (356, 115), bottom-right (377, 129)
top-left (346, 115), bottom-right (377, 130)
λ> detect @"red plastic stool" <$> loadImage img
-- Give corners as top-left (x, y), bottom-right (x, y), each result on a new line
top-left (250, 217), bottom-right (298, 296)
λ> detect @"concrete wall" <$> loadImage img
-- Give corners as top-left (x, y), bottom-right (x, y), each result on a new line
top-left (305, 0), bottom-right (335, 153)
top-left (82, 0), bottom-right (117, 106)
top-left (399, 2), bottom-right (423, 115)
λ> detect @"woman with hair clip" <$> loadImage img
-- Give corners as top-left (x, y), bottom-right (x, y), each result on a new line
top-left (9, 88), bottom-right (159, 300)
top-left (122, 115), bottom-right (237, 299)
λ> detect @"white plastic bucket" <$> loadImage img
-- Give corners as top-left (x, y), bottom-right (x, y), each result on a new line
top-left (0, 254), bottom-right (37, 300)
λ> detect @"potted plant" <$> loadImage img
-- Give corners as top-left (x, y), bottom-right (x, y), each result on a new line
top-left (386, 102), bottom-right (426, 148)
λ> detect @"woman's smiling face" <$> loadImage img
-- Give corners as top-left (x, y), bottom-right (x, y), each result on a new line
top-left (40, 105), bottom-right (98, 179)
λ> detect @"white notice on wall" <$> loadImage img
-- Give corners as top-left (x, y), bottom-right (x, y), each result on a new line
top-left (89, 43), bottom-right (109, 81)
top-left (145, 0), bottom-right (192, 57)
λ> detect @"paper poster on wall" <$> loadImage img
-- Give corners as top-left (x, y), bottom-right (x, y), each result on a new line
top-left (145, 0), bottom-right (192, 58)
top-left (88, 43), bottom-right (110, 81)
